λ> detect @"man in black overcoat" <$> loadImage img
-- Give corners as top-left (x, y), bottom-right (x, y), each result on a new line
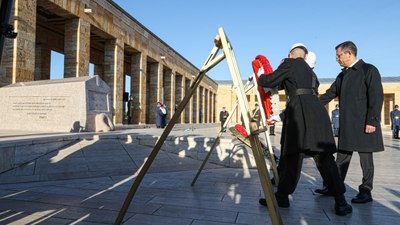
top-left (332, 104), bottom-right (340, 137)
top-left (390, 104), bottom-right (400, 139)
top-left (315, 41), bottom-right (384, 204)
top-left (251, 104), bottom-right (261, 127)
top-left (257, 43), bottom-right (352, 215)
top-left (219, 107), bottom-right (229, 131)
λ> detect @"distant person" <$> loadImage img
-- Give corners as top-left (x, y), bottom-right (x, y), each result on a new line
top-left (391, 104), bottom-right (400, 139)
top-left (251, 103), bottom-right (261, 127)
top-left (268, 122), bottom-right (275, 136)
top-left (156, 102), bottom-right (167, 128)
top-left (127, 95), bottom-right (134, 124)
top-left (219, 107), bottom-right (229, 131)
top-left (332, 104), bottom-right (340, 137)
top-left (316, 41), bottom-right (384, 204)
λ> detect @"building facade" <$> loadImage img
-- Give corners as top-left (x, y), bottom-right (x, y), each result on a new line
top-left (0, 0), bottom-right (218, 125)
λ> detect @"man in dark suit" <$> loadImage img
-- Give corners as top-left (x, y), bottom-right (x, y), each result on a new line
top-left (390, 104), bottom-right (400, 139)
top-left (251, 104), bottom-right (261, 127)
top-left (257, 43), bottom-right (352, 216)
top-left (332, 104), bottom-right (340, 137)
top-left (315, 41), bottom-right (384, 204)
top-left (219, 107), bottom-right (229, 131)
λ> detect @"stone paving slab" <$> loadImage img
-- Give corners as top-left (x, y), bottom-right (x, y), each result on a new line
top-left (0, 124), bottom-right (399, 224)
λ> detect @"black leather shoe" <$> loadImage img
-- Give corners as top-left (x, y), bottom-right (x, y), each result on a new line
top-left (335, 202), bottom-right (353, 216)
top-left (351, 191), bottom-right (372, 203)
top-left (275, 193), bottom-right (290, 208)
top-left (259, 198), bottom-right (268, 206)
top-left (314, 187), bottom-right (333, 196)
top-left (259, 194), bottom-right (290, 208)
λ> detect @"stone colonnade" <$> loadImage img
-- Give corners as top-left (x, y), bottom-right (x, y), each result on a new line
top-left (0, 0), bottom-right (218, 125)
top-left (216, 81), bottom-right (399, 126)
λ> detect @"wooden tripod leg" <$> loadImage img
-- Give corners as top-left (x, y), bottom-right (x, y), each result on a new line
top-left (249, 123), bottom-right (283, 225)
top-left (114, 42), bottom-right (225, 225)
top-left (261, 125), bottom-right (280, 185)
top-left (218, 27), bottom-right (282, 225)
top-left (191, 103), bottom-right (238, 186)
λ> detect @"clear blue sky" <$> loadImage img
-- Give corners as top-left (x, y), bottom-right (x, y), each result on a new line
top-left (110, 0), bottom-right (400, 80)
top-left (49, 1), bottom-right (400, 81)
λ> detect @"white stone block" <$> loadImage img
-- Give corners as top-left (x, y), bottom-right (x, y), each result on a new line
top-left (0, 75), bottom-right (113, 132)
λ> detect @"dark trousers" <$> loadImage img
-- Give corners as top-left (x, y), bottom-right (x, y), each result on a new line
top-left (333, 128), bottom-right (339, 137)
top-left (393, 125), bottom-right (399, 138)
top-left (221, 121), bottom-right (226, 131)
top-left (336, 150), bottom-right (374, 192)
top-left (269, 124), bottom-right (275, 135)
top-left (277, 151), bottom-right (345, 197)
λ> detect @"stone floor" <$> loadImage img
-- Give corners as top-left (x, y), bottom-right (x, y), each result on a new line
top-left (0, 124), bottom-right (399, 225)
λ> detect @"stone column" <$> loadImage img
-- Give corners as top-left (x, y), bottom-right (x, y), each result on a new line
top-left (180, 77), bottom-right (186, 123)
top-left (188, 77), bottom-right (194, 124)
top-left (203, 87), bottom-right (207, 123)
top-left (64, 18), bottom-right (90, 78)
top-left (200, 86), bottom-right (205, 123)
top-left (94, 64), bottom-right (103, 78)
top-left (212, 94), bottom-right (217, 123)
top-left (131, 52), bottom-right (147, 124)
top-left (205, 89), bottom-right (209, 123)
top-left (209, 91), bottom-right (213, 123)
top-left (184, 77), bottom-right (191, 123)
top-left (34, 43), bottom-right (51, 80)
top-left (163, 69), bottom-right (173, 118)
top-left (209, 92), bottom-right (213, 123)
top-left (195, 86), bottom-right (200, 123)
top-left (104, 39), bottom-right (124, 124)
top-left (0, 0), bottom-right (37, 86)
top-left (170, 70), bottom-right (176, 118)
top-left (148, 62), bottom-right (163, 124)
top-left (175, 74), bottom-right (183, 123)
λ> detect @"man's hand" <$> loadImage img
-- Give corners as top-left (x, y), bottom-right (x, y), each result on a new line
top-left (365, 125), bottom-right (376, 133)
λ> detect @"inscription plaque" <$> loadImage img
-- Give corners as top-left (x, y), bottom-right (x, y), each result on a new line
top-left (9, 96), bottom-right (70, 121)
top-left (0, 76), bottom-right (112, 132)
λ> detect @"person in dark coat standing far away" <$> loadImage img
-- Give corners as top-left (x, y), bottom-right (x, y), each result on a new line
top-left (390, 104), bottom-right (400, 139)
top-left (156, 102), bottom-right (167, 128)
top-left (257, 43), bottom-right (352, 215)
top-left (219, 107), bottom-right (229, 131)
top-left (332, 104), bottom-right (340, 137)
top-left (315, 41), bottom-right (384, 204)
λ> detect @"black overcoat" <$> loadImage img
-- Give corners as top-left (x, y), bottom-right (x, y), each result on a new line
top-left (258, 58), bottom-right (336, 155)
top-left (319, 60), bottom-right (384, 153)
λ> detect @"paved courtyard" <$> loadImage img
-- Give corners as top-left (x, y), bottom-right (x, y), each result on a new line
top-left (0, 124), bottom-right (399, 225)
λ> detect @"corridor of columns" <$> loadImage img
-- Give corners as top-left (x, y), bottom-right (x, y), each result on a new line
top-left (0, 0), bottom-right (218, 126)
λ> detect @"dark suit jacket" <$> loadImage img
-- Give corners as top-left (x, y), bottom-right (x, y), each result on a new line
top-left (220, 110), bottom-right (228, 122)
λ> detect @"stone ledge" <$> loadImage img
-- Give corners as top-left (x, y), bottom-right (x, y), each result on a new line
top-left (0, 131), bottom-right (256, 183)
